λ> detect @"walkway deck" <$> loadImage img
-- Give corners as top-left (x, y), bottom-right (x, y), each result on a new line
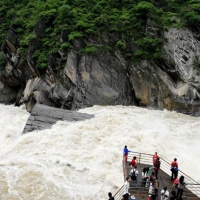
top-left (113, 152), bottom-right (200, 200)
top-left (126, 163), bottom-right (199, 200)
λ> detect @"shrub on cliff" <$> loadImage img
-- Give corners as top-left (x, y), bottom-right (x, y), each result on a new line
top-left (0, 52), bottom-right (6, 68)
top-left (0, 0), bottom-right (199, 71)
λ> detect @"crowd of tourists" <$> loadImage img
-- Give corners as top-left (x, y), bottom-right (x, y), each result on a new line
top-left (108, 147), bottom-right (187, 200)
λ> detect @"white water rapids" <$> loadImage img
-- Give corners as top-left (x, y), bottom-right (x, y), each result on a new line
top-left (0, 103), bottom-right (200, 200)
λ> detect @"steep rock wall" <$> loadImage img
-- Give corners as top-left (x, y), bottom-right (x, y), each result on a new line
top-left (128, 29), bottom-right (200, 115)
top-left (0, 28), bottom-right (200, 115)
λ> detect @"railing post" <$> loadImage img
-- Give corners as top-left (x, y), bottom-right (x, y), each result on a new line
top-left (122, 157), bottom-right (126, 182)
top-left (123, 153), bottom-right (128, 181)
top-left (138, 153), bottom-right (141, 164)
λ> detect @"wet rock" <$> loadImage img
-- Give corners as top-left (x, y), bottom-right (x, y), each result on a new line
top-left (22, 103), bottom-right (94, 133)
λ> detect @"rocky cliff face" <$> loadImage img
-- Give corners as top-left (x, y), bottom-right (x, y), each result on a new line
top-left (1, 28), bottom-right (200, 115)
top-left (128, 28), bottom-right (200, 115)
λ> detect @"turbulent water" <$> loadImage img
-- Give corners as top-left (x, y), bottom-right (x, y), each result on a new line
top-left (0, 104), bottom-right (200, 200)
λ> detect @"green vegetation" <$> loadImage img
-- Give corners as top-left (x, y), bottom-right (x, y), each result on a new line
top-left (194, 56), bottom-right (200, 70)
top-left (0, 0), bottom-right (199, 70)
top-left (0, 52), bottom-right (6, 68)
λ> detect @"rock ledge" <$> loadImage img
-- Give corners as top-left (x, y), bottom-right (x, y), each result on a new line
top-left (22, 103), bottom-right (94, 134)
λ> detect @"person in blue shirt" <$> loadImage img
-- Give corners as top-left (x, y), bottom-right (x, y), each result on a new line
top-left (123, 145), bottom-right (131, 163)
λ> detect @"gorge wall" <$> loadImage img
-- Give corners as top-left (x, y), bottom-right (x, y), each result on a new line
top-left (1, 27), bottom-right (200, 115)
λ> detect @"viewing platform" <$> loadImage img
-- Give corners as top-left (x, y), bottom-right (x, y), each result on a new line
top-left (114, 152), bottom-right (200, 200)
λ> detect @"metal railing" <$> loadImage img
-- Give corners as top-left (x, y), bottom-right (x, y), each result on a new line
top-left (113, 185), bottom-right (125, 200)
top-left (113, 151), bottom-right (200, 200)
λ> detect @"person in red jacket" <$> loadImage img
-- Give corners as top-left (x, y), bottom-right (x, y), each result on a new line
top-left (129, 156), bottom-right (137, 167)
top-left (152, 152), bottom-right (159, 165)
top-left (171, 158), bottom-right (178, 180)
top-left (154, 157), bottom-right (160, 179)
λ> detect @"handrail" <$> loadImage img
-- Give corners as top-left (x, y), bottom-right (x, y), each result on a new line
top-left (113, 185), bottom-right (124, 200)
top-left (113, 158), bottom-right (129, 200)
top-left (123, 154), bottom-right (129, 181)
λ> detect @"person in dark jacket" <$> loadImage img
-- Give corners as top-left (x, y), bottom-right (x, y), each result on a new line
top-left (151, 188), bottom-right (158, 200)
top-left (171, 158), bottom-right (178, 180)
top-left (149, 171), bottom-right (156, 188)
top-left (108, 192), bottom-right (115, 200)
top-left (176, 176), bottom-right (186, 199)
top-left (122, 193), bottom-right (129, 200)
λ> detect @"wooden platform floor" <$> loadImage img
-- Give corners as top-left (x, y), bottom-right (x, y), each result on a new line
top-left (126, 163), bottom-right (199, 200)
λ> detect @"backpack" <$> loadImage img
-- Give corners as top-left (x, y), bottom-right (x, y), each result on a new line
top-left (173, 163), bottom-right (178, 171)
top-left (150, 175), bottom-right (156, 183)
top-left (178, 182), bottom-right (185, 189)
top-left (131, 170), bottom-right (137, 181)
top-left (155, 160), bottom-right (160, 169)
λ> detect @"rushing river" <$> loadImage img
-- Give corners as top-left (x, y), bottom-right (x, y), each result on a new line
top-left (0, 104), bottom-right (200, 200)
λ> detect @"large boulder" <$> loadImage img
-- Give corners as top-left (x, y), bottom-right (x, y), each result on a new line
top-left (22, 103), bottom-right (94, 133)
top-left (0, 81), bottom-right (18, 104)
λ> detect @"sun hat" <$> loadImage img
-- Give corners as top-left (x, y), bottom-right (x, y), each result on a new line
top-left (131, 195), bottom-right (136, 199)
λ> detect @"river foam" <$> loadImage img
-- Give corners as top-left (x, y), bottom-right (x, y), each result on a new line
top-left (0, 104), bottom-right (199, 199)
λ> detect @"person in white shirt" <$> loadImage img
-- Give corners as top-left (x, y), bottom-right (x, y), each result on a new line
top-left (124, 177), bottom-right (129, 193)
top-left (142, 167), bottom-right (150, 187)
top-left (161, 186), bottom-right (169, 200)
top-left (129, 166), bottom-right (139, 188)
top-left (123, 177), bottom-right (130, 200)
